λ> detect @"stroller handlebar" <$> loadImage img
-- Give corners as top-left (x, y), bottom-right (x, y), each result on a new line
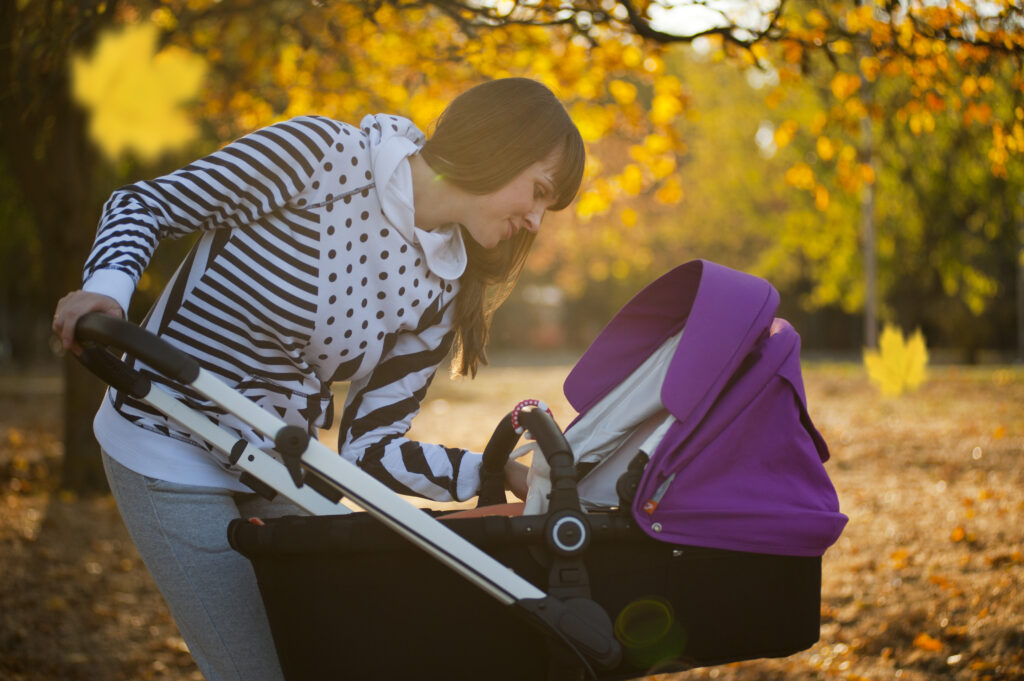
top-left (477, 406), bottom-right (577, 510)
top-left (75, 313), bottom-right (201, 385)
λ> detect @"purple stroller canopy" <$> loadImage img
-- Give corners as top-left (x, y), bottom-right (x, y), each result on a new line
top-left (565, 260), bottom-right (847, 557)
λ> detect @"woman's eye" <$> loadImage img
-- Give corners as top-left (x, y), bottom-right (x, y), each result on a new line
top-left (534, 184), bottom-right (548, 200)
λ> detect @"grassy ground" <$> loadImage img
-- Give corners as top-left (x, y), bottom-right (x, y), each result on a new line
top-left (0, 360), bottom-right (1022, 681)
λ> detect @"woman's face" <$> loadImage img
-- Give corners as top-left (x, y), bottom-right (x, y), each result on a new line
top-left (457, 150), bottom-right (562, 249)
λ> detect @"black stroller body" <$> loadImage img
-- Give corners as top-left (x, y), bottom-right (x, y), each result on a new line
top-left (76, 260), bottom-right (846, 681)
top-left (227, 509), bottom-right (822, 680)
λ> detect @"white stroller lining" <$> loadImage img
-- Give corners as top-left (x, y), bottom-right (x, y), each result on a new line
top-left (522, 330), bottom-right (683, 514)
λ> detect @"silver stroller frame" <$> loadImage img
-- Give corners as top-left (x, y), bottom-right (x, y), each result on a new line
top-left (74, 313), bottom-right (621, 676)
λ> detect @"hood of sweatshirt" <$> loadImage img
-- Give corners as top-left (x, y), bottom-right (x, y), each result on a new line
top-left (365, 113), bottom-right (467, 282)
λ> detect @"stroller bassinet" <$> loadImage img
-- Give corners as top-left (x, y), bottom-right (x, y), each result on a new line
top-left (227, 509), bottom-right (822, 680)
top-left (75, 259), bottom-right (847, 681)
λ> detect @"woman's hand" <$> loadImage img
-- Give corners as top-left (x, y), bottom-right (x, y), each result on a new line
top-left (52, 290), bottom-right (124, 354)
top-left (504, 459), bottom-right (530, 501)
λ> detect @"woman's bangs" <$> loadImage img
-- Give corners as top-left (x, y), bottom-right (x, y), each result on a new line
top-left (550, 131), bottom-right (586, 211)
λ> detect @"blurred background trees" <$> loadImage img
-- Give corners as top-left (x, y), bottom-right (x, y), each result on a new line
top-left (1, 0), bottom-right (1021, 491)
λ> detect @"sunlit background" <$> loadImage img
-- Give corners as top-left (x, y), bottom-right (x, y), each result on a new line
top-left (0, 2), bottom-right (1022, 679)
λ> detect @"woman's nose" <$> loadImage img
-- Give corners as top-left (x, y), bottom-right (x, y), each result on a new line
top-left (524, 206), bottom-right (545, 232)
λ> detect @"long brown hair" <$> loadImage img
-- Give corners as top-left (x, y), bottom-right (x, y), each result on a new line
top-left (420, 78), bottom-right (585, 376)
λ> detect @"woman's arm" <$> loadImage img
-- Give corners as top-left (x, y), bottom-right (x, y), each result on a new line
top-left (55, 116), bottom-right (338, 350)
top-left (337, 300), bottom-right (489, 503)
top-left (83, 118), bottom-right (336, 306)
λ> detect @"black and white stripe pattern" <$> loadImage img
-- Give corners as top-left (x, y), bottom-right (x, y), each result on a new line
top-left (86, 115), bottom-right (479, 502)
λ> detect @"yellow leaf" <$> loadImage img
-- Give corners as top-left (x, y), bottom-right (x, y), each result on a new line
top-left (619, 165), bottom-right (644, 195)
top-left (774, 120), bottom-right (799, 149)
top-left (7, 427), bottom-right (24, 448)
top-left (816, 136), bottom-right (836, 161)
top-left (910, 113), bottom-right (923, 136)
top-left (859, 56), bottom-right (881, 81)
top-left (863, 324), bottom-right (929, 397)
top-left (608, 79), bottom-right (637, 106)
top-left (71, 22), bottom-right (206, 162)
top-left (814, 184), bottom-right (830, 211)
top-left (643, 133), bottom-right (672, 155)
top-left (654, 177), bottom-right (683, 205)
top-left (650, 93), bottom-right (683, 126)
top-left (830, 73), bottom-right (861, 100)
top-left (913, 633), bottom-right (943, 652)
top-left (809, 111), bottom-right (828, 135)
top-left (807, 9), bottom-right (830, 29)
top-left (622, 45), bottom-right (643, 68)
top-left (784, 162), bottom-right (816, 191)
top-left (650, 156), bottom-right (676, 180)
top-left (620, 207), bottom-right (638, 227)
top-left (570, 102), bottom-right (613, 142)
top-left (576, 189), bottom-right (612, 219)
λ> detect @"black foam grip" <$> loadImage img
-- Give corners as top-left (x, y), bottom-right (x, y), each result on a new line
top-left (75, 314), bottom-right (200, 384)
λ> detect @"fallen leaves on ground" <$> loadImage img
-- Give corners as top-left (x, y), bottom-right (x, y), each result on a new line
top-left (1, 362), bottom-right (1022, 681)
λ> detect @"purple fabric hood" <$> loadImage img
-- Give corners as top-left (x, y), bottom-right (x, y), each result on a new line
top-left (564, 260), bottom-right (847, 557)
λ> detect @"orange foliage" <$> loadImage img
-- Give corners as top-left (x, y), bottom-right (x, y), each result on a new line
top-left (759, 0), bottom-right (1023, 207)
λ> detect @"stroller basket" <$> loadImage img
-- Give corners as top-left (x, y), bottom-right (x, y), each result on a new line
top-left (228, 511), bottom-right (822, 681)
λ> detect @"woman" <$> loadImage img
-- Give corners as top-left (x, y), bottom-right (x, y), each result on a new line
top-left (52, 77), bottom-right (585, 681)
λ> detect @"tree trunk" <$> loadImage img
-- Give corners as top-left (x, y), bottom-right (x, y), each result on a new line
top-left (51, 95), bottom-right (110, 496)
top-left (0, 0), bottom-right (111, 493)
top-left (1018, 191), bottom-right (1024, 363)
top-left (859, 55), bottom-right (878, 350)
top-left (61, 354), bottom-right (109, 493)
top-left (861, 129), bottom-right (877, 350)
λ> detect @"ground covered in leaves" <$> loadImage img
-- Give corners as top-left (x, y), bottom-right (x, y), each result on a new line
top-left (1, 361), bottom-right (1021, 681)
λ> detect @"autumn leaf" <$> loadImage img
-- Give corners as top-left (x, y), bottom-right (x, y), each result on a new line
top-left (618, 165), bottom-right (644, 195)
top-left (784, 162), bottom-right (816, 190)
top-left (71, 22), bottom-right (206, 162)
top-left (6, 427), bottom-right (24, 448)
top-left (608, 79), bottom-right (638, 106)
top-left (654, 177), bottom-right (683, 204)
top-left (814, 184), bottom-right (831, 211)
top-left (863, 325), bottom-right (929, 397)
top-left (913, 633), bottom-right (943, 652)
top-left (816, 136), bottom-right (836, 161)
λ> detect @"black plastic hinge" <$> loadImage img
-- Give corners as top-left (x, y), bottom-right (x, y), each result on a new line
top-left (239, 472), bottom-right (277, 501)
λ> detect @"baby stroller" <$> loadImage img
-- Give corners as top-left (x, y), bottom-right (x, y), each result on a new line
top-left (75, 259), bottom-right (847, 681)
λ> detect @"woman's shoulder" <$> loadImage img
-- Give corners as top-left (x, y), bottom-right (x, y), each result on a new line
top-left (251, 116), bottom-right (379, 190)
top-left (253, 115), bottom-right (369, 150)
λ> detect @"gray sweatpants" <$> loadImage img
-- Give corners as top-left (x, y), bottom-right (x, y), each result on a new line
top-left (102, 451), bottom-right (306, 681)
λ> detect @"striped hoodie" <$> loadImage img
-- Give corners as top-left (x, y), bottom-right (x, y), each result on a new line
top-left (85, 114), bottom-right (483, 502)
